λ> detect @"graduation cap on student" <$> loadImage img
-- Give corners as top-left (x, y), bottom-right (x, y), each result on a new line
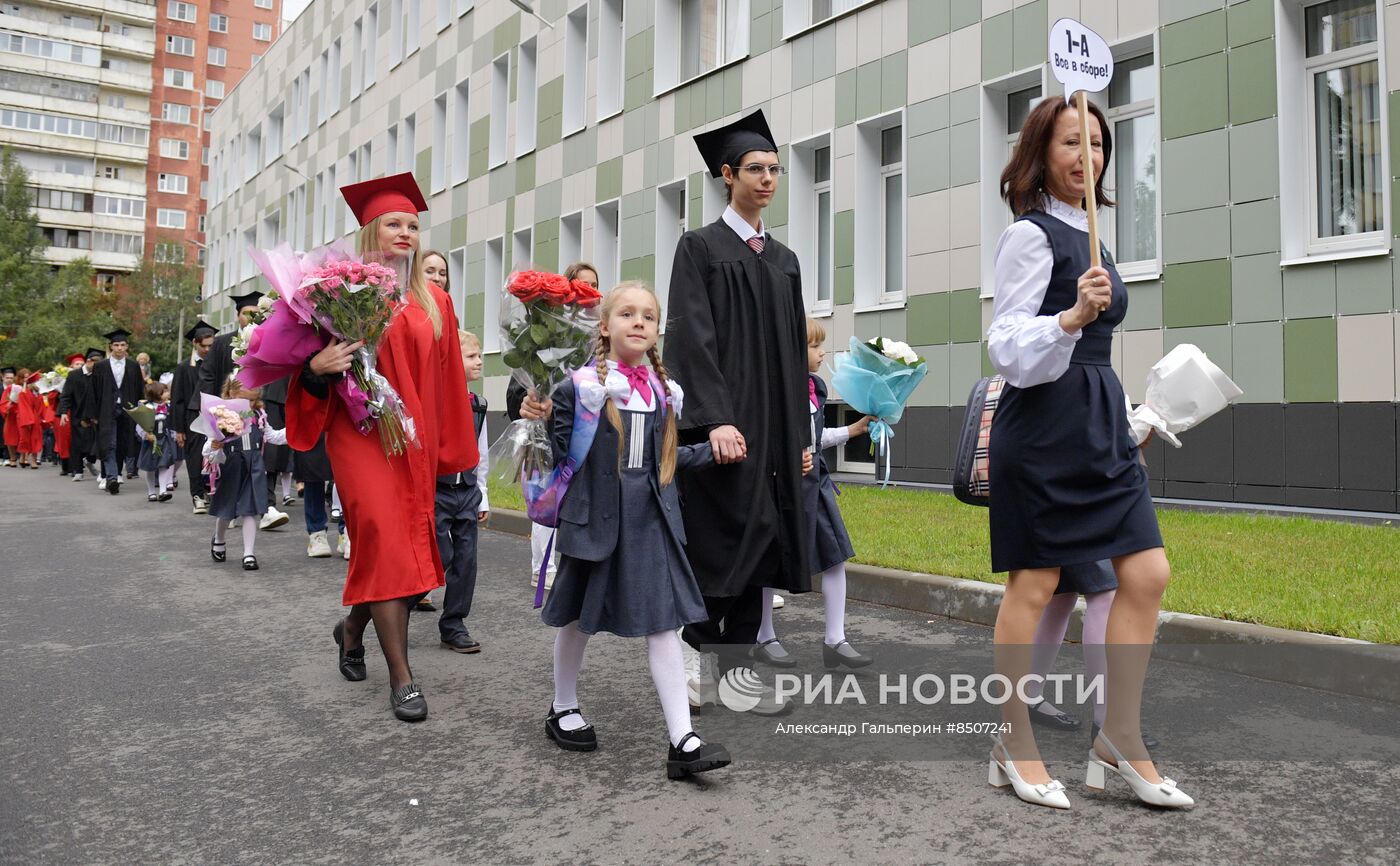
top-left (85, 347), bottom-right (105, 361)
top-left (693, 109), bottom-right (780, 179)
top-left (64, 352), bottom-right (85, 366)
top-left (229, 291), bottom-right (263, 311)
top-left (339, 172), bottom-right (429, 227)
top-left (24, 371), bottom-right (42, 385)
top-left (185, 319), bottom-right (218, 341)
top-left (1, 366), bottom-right (15, 376)
top-left (104, 328), bottom-right (131, 344)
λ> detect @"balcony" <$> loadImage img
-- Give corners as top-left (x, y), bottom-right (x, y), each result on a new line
top-left (100, 28), bottom-right (156, 60)
top-left (44, 245), bottom-right (140, 271)
top-left (24, 0), bottom-right (156, 27)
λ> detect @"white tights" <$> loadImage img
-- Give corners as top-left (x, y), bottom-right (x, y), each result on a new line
top-left (551, 623), bottom-right (699, 751)
top-left (145, 465), bottom-right (176, 495)
top-left (213, 516), bottom-right (259, 558)
top-left (757, 563), bottom-right (850, 647)
top-left (1026, 590), bottom-right (1116, 726)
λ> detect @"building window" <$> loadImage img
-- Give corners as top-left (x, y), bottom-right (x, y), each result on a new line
top-left (513, 226), bottom-right (533, 272)
top-left (166, 35), bottom-right (195, 56)
top-left (516, 37), bottom-right (537, 156)
top-left (432, 91), bottom-right (447, 192)
top-left (105, 93), bottom-right (127, 109)
top-left (253, 22), bottom-right (273, 40)
top-left (594, 200), bottom-right (620, 293)
top-left (255, 0), bottom-right (273, 8)
top-left (790, 136), bottom-right (835, 313)
top-left (451, 78), bottom-right (469, 185)
top-left (94, 194), bottom-right (145, 218)
top-left (655, 180), bottom-right (687, 315)
top-left (597, 0), bottom-right (624, 118)
top-left (436, 0), bottom-right (451, 31)
top-left (0, 29), bottom-right (101, 65)
top-left (879, 127), bottom-right (904, 303)
top-left (363, 4), bottom-right (378, 89)
top-left (352, 15), bottom-right (364, 98)
top-left (324, 163), bottom-right (338, 240)
top-left (157, 208), bottom-right (187, 229)
top-left (563, 4), bottom-right (587, 135)
top-left (560, 210), bottom-right (583, 267)
top-left (457, 0), bottom-right (473, 16)
top-left (266, 104), bottom-right (284, 164)
top-left (854, 114), bottom-right (904, 307)
top-left (206, 79), bottom-right (224, 99)
top-left (162, 102), bottom-right (192, 124)
top-left (155, 242), bottom-right (185, 263)
top-left (244, 126), bottom-right (261, 180)
top-left (93, 232), bottom-right (142, 254)
top-left (0, 69), bottom-right (98, 103)
top-left (489, 52), bottom-right (508, 168)
top-left (318, 48), bottom-right (330, 124)
top-left (164, 68), bottom-right (194, 90)
top-left (657, 0), bottom-right (750, 92)
top-left (980, 71), bottom-right (1046, 297)
top-left (209, 13), bottom-right (228, 32)
top-left (157, 172), bottom-right (189, 193)
top-left (200, 181), bottom-right (208, 200)
top-left (484, 237), bottom-right (504, 352)
top-left (167, 1), bottom-right (196, 23)
top-left (359, 142), bottom-right (373, 180)
top-left (390, 0), bottom-right (404, 66)
top-left (403, 0), bottom-right (420, 57)
top-left (208, 46), bottom-right (226, 66)
top-left (402, 114), bottom-right (416, 173)
top-left (1104, 51), bottom-right (1159, 278)
top-left (448, 247), bottom-right (466, 315)
top-left (387, 123), bottom-right (399, 175)
top-left (29, 187), bottom-right (91, 212)
top-left (782, 0), bottom-right (874, 37)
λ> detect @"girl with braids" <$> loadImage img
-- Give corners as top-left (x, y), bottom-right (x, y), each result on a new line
top-left (540, 281), bottom-right (732, 780)
top-left (288, 174), bottom-right (478, 723)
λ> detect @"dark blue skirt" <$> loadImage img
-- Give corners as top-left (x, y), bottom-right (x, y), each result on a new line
top-left (209, 448), bottom-right (269, 520)
top-left (988, 362), bottom-right (1162, 572)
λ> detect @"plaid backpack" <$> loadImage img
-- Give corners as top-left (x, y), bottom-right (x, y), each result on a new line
top-left (952, 375), bottom-right (1005, 507)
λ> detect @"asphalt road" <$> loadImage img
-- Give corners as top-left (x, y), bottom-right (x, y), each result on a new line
top-left (2, 466), bottom-right (1397, 865)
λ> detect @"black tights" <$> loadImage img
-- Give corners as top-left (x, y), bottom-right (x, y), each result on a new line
top-left (343, 598), bottom-right (414, 690)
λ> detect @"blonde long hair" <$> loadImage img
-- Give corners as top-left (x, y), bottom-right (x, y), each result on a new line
top-left (357, 216), bottom-right (442, 338)
top-left (594, 280), bottom-right (679, 486)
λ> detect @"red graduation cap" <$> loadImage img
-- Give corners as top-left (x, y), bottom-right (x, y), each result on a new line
top-left (24, 371), bottom-right (43, 385)
top-left (65, 352), bottom-right (85, 366)
top-left (339, 172), bottom-right (429, 227)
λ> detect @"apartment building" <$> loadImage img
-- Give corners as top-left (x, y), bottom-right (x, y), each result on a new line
top-left (206, 0), bottom-right (1400, 514)
top-left (1, 0), bottom-right (157, 288)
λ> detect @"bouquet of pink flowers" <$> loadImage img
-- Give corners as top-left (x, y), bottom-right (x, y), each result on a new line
top-left (487, 269), bottom-right (601, 488)
top-left (239, 241), bottom-right (417, 457)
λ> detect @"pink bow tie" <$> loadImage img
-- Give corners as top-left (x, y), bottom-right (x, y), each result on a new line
top-left (808, 378), bottom-right (818, 408)
top-left (616, 362), bottom-right (653, 406)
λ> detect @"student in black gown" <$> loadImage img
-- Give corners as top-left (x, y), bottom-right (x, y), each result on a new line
top-left (85, 329), bottom-right (145, 494)
top-left (983, 97), bottom-right (1192, 810)
top-left (171, 320), bottom-right (217, 513)
top-left (662, 110), bottom-right (810, 713)
top-left (58, 348), bottom-right (102, 480)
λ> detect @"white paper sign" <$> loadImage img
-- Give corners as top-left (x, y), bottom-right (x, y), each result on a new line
top-left (1050, 18), bottom-right (1114, 104)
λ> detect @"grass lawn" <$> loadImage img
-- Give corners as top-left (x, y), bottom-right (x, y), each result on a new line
top-left (488, 479), bottom-right (1400, 644)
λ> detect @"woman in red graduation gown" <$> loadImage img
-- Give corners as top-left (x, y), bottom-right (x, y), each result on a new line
top-left (16, 371), bottom-right (45, 468)
top-left (286, 173), bottom-right (478, 722)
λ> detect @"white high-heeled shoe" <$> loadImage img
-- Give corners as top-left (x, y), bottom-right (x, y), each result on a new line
top-left (987, 735), bottom-right (1071, 810)
top-left (1087, 731), bottom-right (1195, 808)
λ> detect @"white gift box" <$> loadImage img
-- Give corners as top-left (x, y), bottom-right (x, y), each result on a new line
top-left (1127, 344), bottom-right (1243, 448)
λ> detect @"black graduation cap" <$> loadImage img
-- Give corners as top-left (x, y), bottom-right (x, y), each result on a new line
top-left (104, 328), bottom-right (131, 344)
top-left (85, 348), bottom-right (105, 361)
top-left (693, 109), bottom-right (779, 179)
top-left (185, 319), bottom-right (217, 341)
top-left (230, 290), bottom-right (264, 311)
top-left (1, 366), bottom-right (15, 375)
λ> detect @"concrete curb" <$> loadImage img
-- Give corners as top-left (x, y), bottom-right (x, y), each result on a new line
top-left (485, 509), bottom-right (1399, 704)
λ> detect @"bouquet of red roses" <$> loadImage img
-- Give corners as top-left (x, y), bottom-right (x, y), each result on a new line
top-left (487, 269), bottom-right (601, 485)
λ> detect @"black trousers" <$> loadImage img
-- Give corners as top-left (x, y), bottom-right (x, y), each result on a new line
top-left (434, 481), bottom-right (482, 639)
top-left (184, 430), bottom-right (208, 497)
top-left (682, 538), bottom-right (780, 675)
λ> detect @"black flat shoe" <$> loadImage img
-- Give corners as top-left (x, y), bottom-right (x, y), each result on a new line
top-left (441, 633), bottom-right (481, 653)
top-left (147, 493), bottom-right (158, 502)
top-left (414, 597), bottom-right (437, 612)
top-left (1028, 699), bottom-right (1082, 732)
top-left (210, 538), bottom-right (226, 563)
top-left (822, 639), bottom-right (873, 669)
top-left (242, 555), bottom-right (259, 571)
top-left (158, 491), bottom-right (173, 502)
top-left (391, 682), bottom-right (428, 722)
top-left (751, 638), bottom-right (797, 668)
top-left (105, 477), bottom-right (120, 495)
top-left (1091, 722), bottom-right (1159, 752)
top-left (333, 619), bottom-right (367, 681)
top-left (666, 732), bottom-right (731, 780)
top-left (545, 705), bottom-right (597, 752)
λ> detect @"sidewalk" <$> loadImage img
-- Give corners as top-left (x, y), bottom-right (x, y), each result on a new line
top-left (487, 509), bottom-right (1400, 704)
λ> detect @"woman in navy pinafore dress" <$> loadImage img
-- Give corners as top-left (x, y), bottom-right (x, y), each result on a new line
top-left (981, 97), bottom-right (1193, 811)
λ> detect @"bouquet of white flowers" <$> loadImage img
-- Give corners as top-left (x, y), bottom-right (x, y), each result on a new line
top-left (829, 336), bottom-right (929, 485)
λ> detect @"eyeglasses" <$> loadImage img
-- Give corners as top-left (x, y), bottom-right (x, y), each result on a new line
top-left (739, 163), bottom-right (787, 178)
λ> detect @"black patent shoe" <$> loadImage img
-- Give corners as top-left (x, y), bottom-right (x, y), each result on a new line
top-left (1091, 722), bottom-right (1159, 752)
top-left (822, 639), bottom-right (874, 669)
top-left (391, 682), bottom-right (428, 722)
top-left (440, 633), bottom-right (481, 654)
top-left (666, 732), bottom-right (731, 780)
top-left (1028, 699), bottom-right (1082, 732)
top-left (750, 638), bottom-right (797, 668)
top-left (210, 537), bottom-right (226, 563)
top-left (242, 555), bottom-right (259, 571)
top-left (333, 618), bottom-right (367, 681)
top-left (545, 705), bottom-right (597, 752)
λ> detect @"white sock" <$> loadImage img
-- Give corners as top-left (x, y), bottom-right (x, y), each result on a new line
top-left (757, 587), bottom-right (777, 643)
top-left (822, 564), bottom-right (849, 646)
top-left (330, 485), bottom-right (342, 511)
top-left (552, 623), bottom-right (591, 731)
top-left (280, 472), bottom-right (292, 499)
top-left (242, 519), bottom-right (258, 557)
top-left (647, 630), bottom-right (698, 751)
top-left (1028, 592), bottom-right (1078, 711)
top-left (213, 517), bottom-right (230, 544)
top-left (1081, 590), bottom-right (1116, 727)
top-left (159, 464), bottom-right (176, 491)
top-left (145, 471), bottom-right (160, 496)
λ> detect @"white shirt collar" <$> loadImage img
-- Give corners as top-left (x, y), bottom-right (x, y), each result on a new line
top-left (722, 205), bottom-right (765, 244)
top-left (1042, 195), bottom-right (1090, 232)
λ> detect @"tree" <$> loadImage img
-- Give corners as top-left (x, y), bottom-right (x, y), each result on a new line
top-left (112, 246), bottom-right (203, 375)
top-left (0, 148), bottom-right (49, 343)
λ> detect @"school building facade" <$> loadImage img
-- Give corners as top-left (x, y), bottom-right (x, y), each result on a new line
top-left (203, 0), bottom-right (1400, 514)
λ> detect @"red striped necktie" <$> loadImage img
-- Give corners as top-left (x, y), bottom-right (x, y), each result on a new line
top-left (747, 234), bottom-right (765, 254)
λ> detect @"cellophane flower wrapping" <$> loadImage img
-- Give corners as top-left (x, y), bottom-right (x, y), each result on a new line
top-left (486, 270), bottom-right (602, 498)
top-left (240, 241), bottom-right (418, 458)
top-left (829, 336), bottom-right (929, 483)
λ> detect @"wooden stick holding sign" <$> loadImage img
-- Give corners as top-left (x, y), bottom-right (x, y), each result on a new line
top-left (1050, 19), bottom-right (1114, 270)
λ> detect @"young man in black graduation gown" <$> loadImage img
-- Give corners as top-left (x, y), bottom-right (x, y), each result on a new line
top-left (663, 110), bottom-right (811, 710)
top-left (58, 348), bottom-right (101, 479)
top-left (85, 329), bottom-right (145, 494)
top-left (171, 320), bottom-right (216, 513)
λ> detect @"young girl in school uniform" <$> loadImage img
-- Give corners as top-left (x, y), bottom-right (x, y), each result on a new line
top-left (541, 281), bottom-right (731, 780)
top-left (754, 317), bottom-right (873, 669)
top-left (204, 375), bottom-right (287, 571)
top-left (136, 381), bottom-right (180, 502)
